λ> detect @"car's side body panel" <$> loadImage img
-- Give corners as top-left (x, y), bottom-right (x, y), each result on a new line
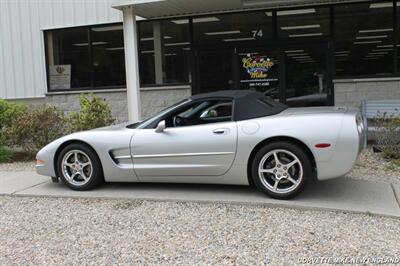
top-left (130, 121), bottom-right (237, 178)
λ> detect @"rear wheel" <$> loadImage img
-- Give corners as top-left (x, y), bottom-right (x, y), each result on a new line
top-left (57, 143), bottom-right (103, 191)
top-left (251, 141), bottom-right (311, 199)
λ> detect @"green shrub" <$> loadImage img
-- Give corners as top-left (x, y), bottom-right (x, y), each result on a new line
top-left (374, 112), bottom-right (400, 159)
top-left (67, 94), bottom-right (115, 133)
top-left (0, 99), bottom-right (27, 145)
top-left (6, 106), bottom-right (66, 155)
top-left (0, 99), bottom-right (27, 128)
top-left (0, 146), bottom-right (13, 163)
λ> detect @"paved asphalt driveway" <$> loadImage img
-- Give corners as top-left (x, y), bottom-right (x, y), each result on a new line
top-left (1, 171), bottom-right (400, 217)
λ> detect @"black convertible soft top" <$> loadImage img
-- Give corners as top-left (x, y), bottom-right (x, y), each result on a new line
top-left (190, 90), bottom-right (288, 121)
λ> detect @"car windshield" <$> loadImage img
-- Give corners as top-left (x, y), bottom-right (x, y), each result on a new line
top-left (126, 99), bottom-right (189, 129)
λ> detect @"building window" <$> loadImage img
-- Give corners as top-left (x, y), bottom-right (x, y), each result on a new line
top-left (45, 24), bottom-right (125, 91)
top-left (397, 2), bottom-right (400, 73)
top-left (197, 49), bottom-right (234, 93)
top-left (277, 7), bottom-right (331, 38)
top-left (91, 25), bottom-right (126, 87)
top-left (334, 2), bottom-right (395, 77)
top-left (138, 19), bottom-right (190, 86)
top-left (193, 12), bottom-right (274, 45)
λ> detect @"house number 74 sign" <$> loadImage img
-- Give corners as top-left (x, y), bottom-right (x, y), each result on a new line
top-left (252, 29), bottom-right (263, 38)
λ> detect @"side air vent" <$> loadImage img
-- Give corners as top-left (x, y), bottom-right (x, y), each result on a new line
top-left (109, 149), bottom-right (133, 167)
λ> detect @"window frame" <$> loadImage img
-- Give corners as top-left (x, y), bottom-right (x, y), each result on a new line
top-left (395, 0), bottom-right (399, 73)
top-left (43, 1), bottom-right (400, 93)
top-left (332, 0), bottom-right (398, 78)
top-left (44, 22), bottom-right (126, 93)
top-left (137, 0), bottom-right (400, 85)
top-left (137, 18), bottom-right (192, 87)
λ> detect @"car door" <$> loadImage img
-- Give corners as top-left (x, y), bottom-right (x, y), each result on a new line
top-left (130, 100), bottom-right (237, 178)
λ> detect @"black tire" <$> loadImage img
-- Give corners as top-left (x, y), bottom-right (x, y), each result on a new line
top-left (57, 143), bottom-right (103, 191)
top-left (251, 141), bottom-right (312, 199)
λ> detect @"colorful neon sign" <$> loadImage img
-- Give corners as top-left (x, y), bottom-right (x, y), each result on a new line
top-left (242, 55), bottom-right (274, 79)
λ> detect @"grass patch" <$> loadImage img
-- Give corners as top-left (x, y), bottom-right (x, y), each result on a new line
top-left (0, 146), bottom-right (13, 163)
top-left (365, 210), bottom-right (373, 217)
top-left (391, 160), bottom-right (400, 167)
top-left (384, 159), bottom-right (400, 172)
top-left (0, 147), bottom-right (34, 163)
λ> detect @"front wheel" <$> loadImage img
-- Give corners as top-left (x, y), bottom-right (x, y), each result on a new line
top-left (251, 142), bottom-right (312, 199)
top-left (57, 143), bottom-right (103, 191)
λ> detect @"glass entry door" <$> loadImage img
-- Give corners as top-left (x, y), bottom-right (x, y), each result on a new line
top-left (284, 43), bottom-right (331, 107)
top-left (195, 42), bottom-right (333, 107)
top-left (237, 48), bottom-right (282, 101)
top-left (236, 43), bottom-right (332, 106)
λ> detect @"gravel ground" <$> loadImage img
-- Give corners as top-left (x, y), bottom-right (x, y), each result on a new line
top-left (0, 196), bottom-right (399, 265)
top-left (346, 148), bottom-right (400, 184)
top-left (0, 150), bottom-right (399, 265)
top-left (0, 161), bottom-right (35, 172)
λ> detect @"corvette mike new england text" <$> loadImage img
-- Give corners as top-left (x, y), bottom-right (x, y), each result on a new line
top-left (298, 256), bottom-right (400, 264)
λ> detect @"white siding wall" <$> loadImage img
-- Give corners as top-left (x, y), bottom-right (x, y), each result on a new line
top-left (0, 0), bottom-right (123, 99)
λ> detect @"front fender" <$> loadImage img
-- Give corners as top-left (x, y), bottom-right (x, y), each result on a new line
top-left (35, 135), bottom-right (74, 177)
top-left (36, 127), bottom-right (139, 182)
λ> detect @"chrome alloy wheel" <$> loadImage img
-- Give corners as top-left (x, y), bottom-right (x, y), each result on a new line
top-left (258, 149), bottom-right (303, 194)
top-left (61, 150), bottom-right (93, 186)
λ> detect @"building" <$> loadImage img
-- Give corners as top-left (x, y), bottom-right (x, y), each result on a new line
top-left (0, 0), bottom-right (399, 122)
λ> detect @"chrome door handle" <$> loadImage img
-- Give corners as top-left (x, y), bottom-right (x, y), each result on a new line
top-left (213, 128), bottom-right (229, 134)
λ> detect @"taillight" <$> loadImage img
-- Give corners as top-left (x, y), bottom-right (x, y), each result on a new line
top-left (356, 114), bottom-right (364, 134)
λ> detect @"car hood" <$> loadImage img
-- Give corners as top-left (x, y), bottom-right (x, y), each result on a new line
top-left (38, 122), bottom-right (137, 156)
top-left (89, 123), bottom-right (131, 132)
top-left (43, 123), bottom-right (136, 150)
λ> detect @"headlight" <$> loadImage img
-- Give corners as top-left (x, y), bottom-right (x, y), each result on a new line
top-left (36, 159), bottom-right (45, 166)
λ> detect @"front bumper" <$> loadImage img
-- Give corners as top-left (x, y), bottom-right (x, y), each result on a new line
top-left (35, 146), bottom-right (57, 177)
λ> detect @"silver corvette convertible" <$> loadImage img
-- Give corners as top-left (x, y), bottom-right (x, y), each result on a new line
top-left (36, 90), bottom-right (365, 199)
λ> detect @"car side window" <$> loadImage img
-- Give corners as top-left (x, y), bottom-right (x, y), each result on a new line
top-left (165, 100), bottom-right (233, 128)
top-left (200, 102), bottom-right (232, 119)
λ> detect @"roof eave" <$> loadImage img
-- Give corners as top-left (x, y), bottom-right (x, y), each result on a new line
top-left (111, 0), bottom-right (370, 19)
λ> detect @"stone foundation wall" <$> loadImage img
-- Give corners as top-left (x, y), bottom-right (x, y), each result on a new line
top-left (334, 78), bottom-right (400, 108)
top-left (9, 90), bottom-right (129, 123)
top-left (8, 86), bottom-right (192, 123)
